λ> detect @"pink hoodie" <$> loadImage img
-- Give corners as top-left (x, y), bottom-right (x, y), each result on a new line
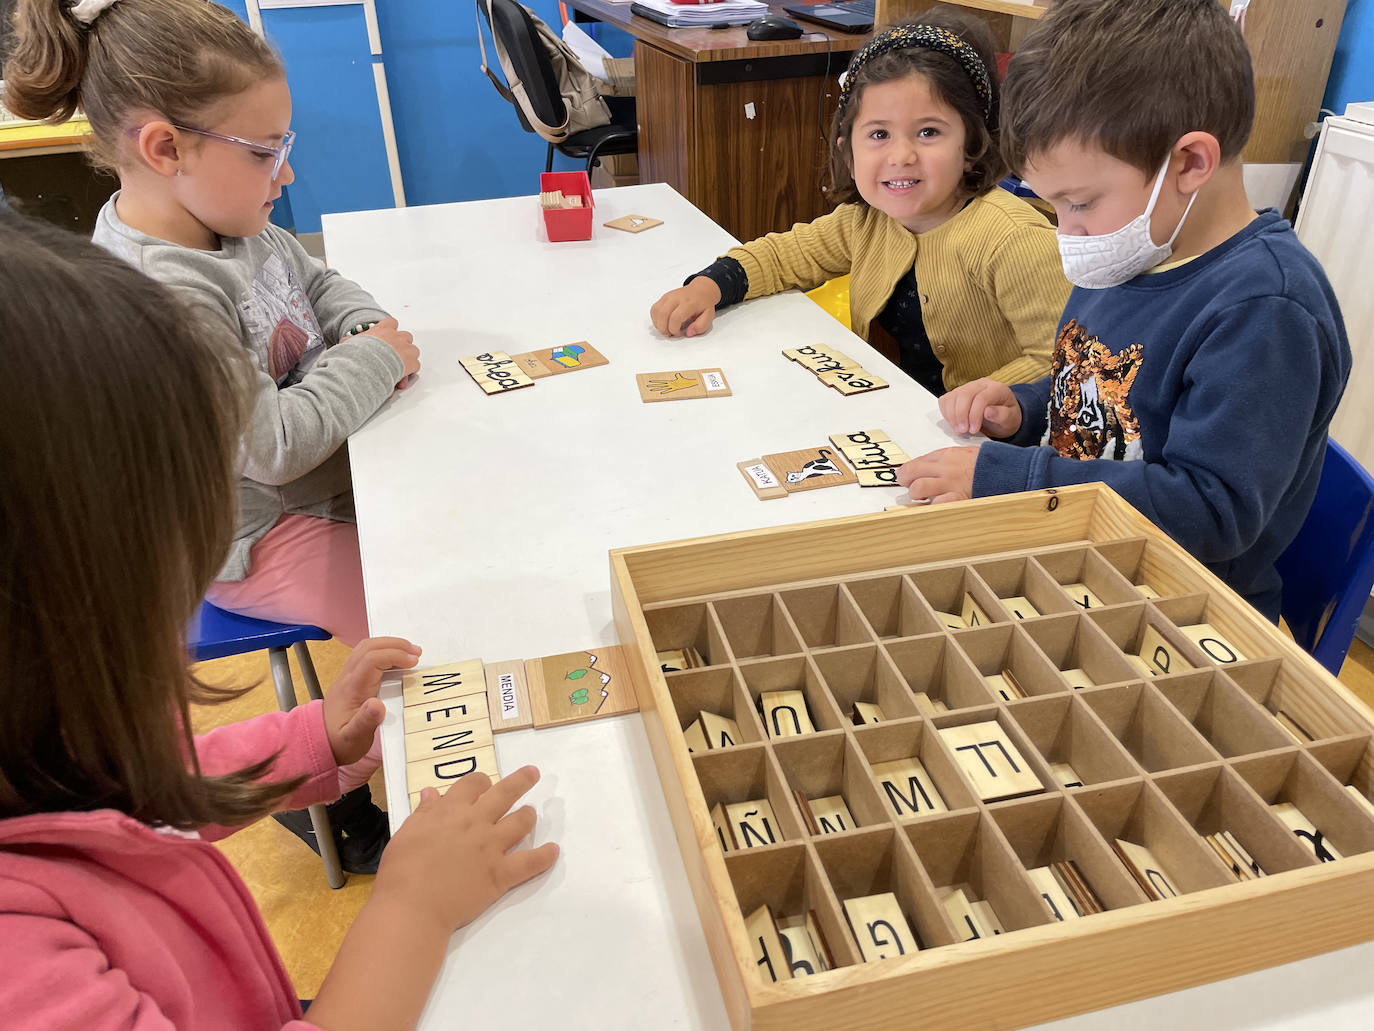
top-left (0, 702), bottom-right (340, 1030)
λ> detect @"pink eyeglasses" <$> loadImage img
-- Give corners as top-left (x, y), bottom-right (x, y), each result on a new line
top-left (172, 124), bottom-right (296, 178)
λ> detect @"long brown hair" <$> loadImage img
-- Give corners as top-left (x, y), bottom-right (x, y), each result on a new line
top-left (0, 209), bottom-right (302, 828)
top-left (2, 0), bottom-right (282, 170)
top-left (827, 7), bottom-right (1006, 207)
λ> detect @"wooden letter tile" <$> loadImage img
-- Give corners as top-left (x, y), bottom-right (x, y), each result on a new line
top-left (872, 756), bottom-right (948, 816)
top-left (960, 593), bottom-right (991, 628)
top-left (932, 610), bottom-right (966, 630)
top-left (1138, 625), bottom-right (1191, 677)
top-left (1063, 583), bottom-right (1104, 610)
top-left (852, 700), bottom-right (886, 725)
top-left (1272, 802), bottom-right (1343, 862)
top-left (1049, 760), bottom-right (1084, 788)
top-left (725, 799), bottom-right (783, 848)
top-left (401, 659), bottom-right (486, 708)
top-left (808, 794), bottom-right (856, 834)
top-left (1002, 596), bottom-right (1040, 620)
top-left (760, 690), bottom-right (816, 737)
top-left (403, 692), bottom-right (489, 735)
top-left (817, 368), bottom-right (890, 395)
top-left (940, 886), bottom-right (1002, 940)
top-left (1061, 667), bottom-right (1096, 689)
top-left (940, 721), bottom-right (1043, 801)
top-left (1113, 838), bottom-right (1181, 900)
top-left (857, 467), bottom-right (902, 487)
top-left (459, 351), bottom-right (536, 394)
top-left (405, 720), bottom-right (494, 762)
top-left (1030, 867), bottom-right (1081, 921)
top-left (405, 743), bottom-right (499, 794)
top-left (828, 429), bottom-right (891, 452)
top-left (844, 892), bottom-right (917, 961)
top-left (1180, 623), bottom-right (1248, 664)
top-left (744, 904), bottom-right (793, 984)
top-left (483, 658), bottom-right (533, 733)
top-left (682, 717), bottom-right (709, 754)
top-left (710, 802), bottom-right (736, 853)
top-left (762, 447), bottom-right (857, 493)
top-left (699, 709), bottom-right (743, 749)
top-left (777, 920), bottom-right (829, 976)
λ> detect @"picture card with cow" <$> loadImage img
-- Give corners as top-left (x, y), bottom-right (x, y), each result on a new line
top-left (761, 446), bottom-right (858, 494)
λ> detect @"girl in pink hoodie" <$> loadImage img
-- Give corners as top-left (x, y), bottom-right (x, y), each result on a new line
top-left (0, 209), bottom-right (559, 1029)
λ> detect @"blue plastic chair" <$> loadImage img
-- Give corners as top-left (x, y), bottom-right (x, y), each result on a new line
top-left (1276, 439), bottom-right (1374, 675)
top-left (187, 602), bottom-right (345, 888)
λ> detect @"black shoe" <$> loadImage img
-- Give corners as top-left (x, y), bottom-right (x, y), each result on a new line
top-left (273, 784), bottom-right (391, 875)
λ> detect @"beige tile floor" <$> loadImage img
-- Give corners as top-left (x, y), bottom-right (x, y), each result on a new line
top-left (191, 634), bottom-right (1374, 999)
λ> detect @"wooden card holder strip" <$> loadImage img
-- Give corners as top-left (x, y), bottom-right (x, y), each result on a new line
top-left (609, 484), bottom-right (1374, 1031)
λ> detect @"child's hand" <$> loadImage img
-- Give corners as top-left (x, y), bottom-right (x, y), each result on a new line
top-left (939, 378), bottom-right (1022, 438)
top-left (896, 446), bottom-right (980, 505)
top-left (354, 316), bottom-right (420, 387)
top-left (374, 766), bottom-right (559, 933)
top-left (322, 636), bottom-right (421, 766)
top-left (650, 277), bottom-right (721, 338)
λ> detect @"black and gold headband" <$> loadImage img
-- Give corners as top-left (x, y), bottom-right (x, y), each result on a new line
top-left (837, 25), bottom-right (993, 121)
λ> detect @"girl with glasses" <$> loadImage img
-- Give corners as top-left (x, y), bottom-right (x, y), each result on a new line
top-left (3, 0), bottom-right (421, 874)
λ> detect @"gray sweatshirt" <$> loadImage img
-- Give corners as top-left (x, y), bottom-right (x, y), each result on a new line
top-left (93, 196), bottom-right (405, 581)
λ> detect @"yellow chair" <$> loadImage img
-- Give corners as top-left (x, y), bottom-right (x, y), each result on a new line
top-left (806, 274), bottom-right (851, 327)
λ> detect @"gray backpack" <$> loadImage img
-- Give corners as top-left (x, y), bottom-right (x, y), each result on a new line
top-left (476, 0), bottom-right (611, 142)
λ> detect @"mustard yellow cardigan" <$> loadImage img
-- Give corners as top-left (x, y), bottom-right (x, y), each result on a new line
top-left (726, 189), bottom-right (1070, 389)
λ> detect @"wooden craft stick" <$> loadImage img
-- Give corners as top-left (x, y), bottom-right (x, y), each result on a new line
top-left (744, 904), bottom-right (793, 984)
top-left (844, 892), bottom-right (918, 961)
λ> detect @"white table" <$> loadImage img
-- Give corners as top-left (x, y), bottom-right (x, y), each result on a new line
top-left (323, 184), bottom-right (1374, 1031)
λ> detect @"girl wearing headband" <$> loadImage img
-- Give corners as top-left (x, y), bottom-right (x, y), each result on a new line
top-left (650, 8), bottom-right (1068, 396)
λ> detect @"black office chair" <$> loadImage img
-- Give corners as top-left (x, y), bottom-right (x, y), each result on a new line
top-left (476, 0), bottom-right (638, 175)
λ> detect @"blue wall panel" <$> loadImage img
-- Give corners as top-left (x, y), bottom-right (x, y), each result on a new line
top-left (1325, 0), bottom-right (1374, 112)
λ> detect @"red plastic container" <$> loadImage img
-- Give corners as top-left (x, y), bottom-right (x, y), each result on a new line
top-left (540, 171), bottom-right (595, 242)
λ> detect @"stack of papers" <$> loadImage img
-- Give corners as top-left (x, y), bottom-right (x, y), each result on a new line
top-left (631, 0), bottom-right (767, 25)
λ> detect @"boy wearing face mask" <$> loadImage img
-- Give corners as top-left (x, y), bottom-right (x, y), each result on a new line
top-left (897, 0), bottom-right (1350, 620)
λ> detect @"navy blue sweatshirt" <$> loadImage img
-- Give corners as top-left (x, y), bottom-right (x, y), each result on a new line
top-left (973, 210), bottom-right (1351, 619)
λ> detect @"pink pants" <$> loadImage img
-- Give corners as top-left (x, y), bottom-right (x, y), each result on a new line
top-left (207, 513), bottom-right (380, 793)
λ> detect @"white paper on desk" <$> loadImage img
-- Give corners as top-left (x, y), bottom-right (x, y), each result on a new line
top-left (630, 0), bottom-right (767, 23)
top-left (562, 20), bottom-right (612, 80)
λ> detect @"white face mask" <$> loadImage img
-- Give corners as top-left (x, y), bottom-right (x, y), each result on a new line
top-left (1057, 157), bottom-right (1198, 289)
